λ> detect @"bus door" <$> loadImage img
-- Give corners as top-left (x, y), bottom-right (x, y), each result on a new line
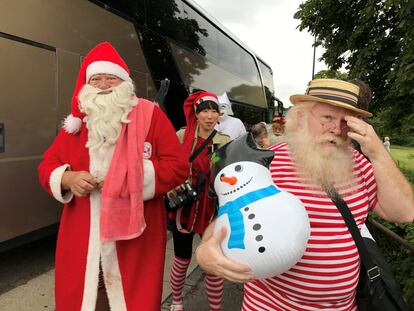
top-left (0, 37), bottom-right (59, 244)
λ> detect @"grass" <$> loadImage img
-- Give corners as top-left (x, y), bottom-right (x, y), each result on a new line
top-left (374, 145), bottom-right (414, 307)
top-left (390, 145), bottom-right (414, 187)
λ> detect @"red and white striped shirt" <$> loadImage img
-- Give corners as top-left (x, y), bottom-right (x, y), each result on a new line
top-left (243, 143), bottom-right (378, 311)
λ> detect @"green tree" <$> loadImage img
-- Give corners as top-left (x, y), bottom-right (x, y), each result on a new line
top-left (314, 69), bottom-right (348, 80)
top-left (295, 0), bottom-right (414, 145)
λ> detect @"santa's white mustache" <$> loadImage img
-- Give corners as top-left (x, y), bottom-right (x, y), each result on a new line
top-left (315, 134), bottom-right (347, 147)
top-left (79, 81), bottom-right (135, 99)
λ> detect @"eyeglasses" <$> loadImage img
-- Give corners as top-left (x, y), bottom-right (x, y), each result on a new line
top-left (310, 109), bottom-right (349, 132)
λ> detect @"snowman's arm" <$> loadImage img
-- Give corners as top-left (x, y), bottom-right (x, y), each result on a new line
top-left (196, 221), bottom-right (255, 283)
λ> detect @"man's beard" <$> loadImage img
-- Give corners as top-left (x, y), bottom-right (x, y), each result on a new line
top-left (78, 81), bottom-right (136, 155)
top-left (286, 128), bottom-right (354, 186)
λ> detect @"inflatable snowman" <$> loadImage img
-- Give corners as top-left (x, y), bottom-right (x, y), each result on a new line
top-left (211, 133), bottom-right (310, 279)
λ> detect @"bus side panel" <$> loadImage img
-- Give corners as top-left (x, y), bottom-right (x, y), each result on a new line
top-left (0, 0), bottom-right (151, 77)
top-left (57, 49), bottom-right (81, 125)
top-left (0, 39), bottom-right (59, 242)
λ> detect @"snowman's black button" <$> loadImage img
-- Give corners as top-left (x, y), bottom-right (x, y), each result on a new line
top-left (255, 235), bottom-right (263, 241)
top-left (253, 224), bottom-right (261, 231)
top-left (248, 214), bottom-right (255, 219)
top-left (258, 247), bottom-right (266, 253)
top-left (244, 207), bottom-right (249, 212)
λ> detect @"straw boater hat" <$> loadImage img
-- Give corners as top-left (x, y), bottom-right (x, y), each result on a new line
top-left (290, 79), bottom-right (373, 118)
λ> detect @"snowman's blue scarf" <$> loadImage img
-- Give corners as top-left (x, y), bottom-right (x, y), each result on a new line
top-left (217, 184), bottom-right (280, 249)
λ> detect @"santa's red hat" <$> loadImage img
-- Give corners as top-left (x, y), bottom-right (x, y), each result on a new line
top-left (63, 42), bottom-right (132, 134)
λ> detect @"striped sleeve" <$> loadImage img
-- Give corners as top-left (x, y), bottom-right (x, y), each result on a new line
top-left (353, 151), bottom-right (378, 211)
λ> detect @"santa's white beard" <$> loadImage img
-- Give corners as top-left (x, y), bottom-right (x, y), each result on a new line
top-left (78, 81), bottom-right (137, 156)
top-left (287, 128), bottom-right (354, 186)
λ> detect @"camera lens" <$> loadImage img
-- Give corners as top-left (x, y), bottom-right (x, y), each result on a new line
top-left (165, 183), bottom-right (199, 213)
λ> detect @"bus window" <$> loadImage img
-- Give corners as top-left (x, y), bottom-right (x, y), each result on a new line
top-left (240, 49), bottom-right (260, 85)
top-left (170, 42), bottom-right (266, 109)
top-left (231, 104), bottom-right (266, 129)
top-left (217, 31), bottom-right (241, 79)
top-left (258, 60), bottom-right (275, 95)
top-left (183, 3), bottom-right (218, 60)
top-left (258, 59), bottom-right (276, 119)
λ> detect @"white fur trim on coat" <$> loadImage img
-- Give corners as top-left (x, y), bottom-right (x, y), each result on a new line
top-left (50, 164), bottom-right (74, 204)
top-left (80, 144), bottom-right (127, 310)
top-left (101, 242), bottom-right (127, 310)
top-left (143, 159), bottom-right (155, 201)
top-left (86, 61), bottom-right (132, 83)
top-left (81, 191), bottom-right (127, 311)
top-left (63, 114), bottom-right (82, 134)
top-left (81, 191), bottom-right (101, 311)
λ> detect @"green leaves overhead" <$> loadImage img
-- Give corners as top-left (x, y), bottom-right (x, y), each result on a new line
top-left (295, 0), bottom-right (414, 145)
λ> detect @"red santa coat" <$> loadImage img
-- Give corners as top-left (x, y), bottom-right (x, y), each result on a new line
top-left (38, 104), bottom-right (189, 311)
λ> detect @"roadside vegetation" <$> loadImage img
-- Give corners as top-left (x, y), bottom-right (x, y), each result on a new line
top-left (295, 1), bottom-right (414, 305)
top-left (368, 144), bottom-right (414, 308)
top-left (391, 145), bottom-right (414, 187)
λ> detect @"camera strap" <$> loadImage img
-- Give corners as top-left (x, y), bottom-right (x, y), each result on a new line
top-left (189, 129), bottom-right (217, 162)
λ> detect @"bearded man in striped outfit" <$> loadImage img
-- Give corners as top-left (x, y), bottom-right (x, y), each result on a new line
top-left (196, 79), bottom-right (414, 310)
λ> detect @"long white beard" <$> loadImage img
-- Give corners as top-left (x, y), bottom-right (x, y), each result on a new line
top-left (78, 81), bottom-right (137, 156)
top-left (286, 128), bottom-right (354, 186)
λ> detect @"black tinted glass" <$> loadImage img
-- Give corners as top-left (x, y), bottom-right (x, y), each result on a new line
top-left (232, 104), bottom-right (266, 128)
top-left (259, 60), bottom-right (274, 94)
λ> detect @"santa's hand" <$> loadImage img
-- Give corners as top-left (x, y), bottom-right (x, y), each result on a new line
top-left (345, 116), bottom-right (385, 161)
top-left (196, 227), bottom-right (254, 283)
top-left (61, 171), bottom-right (98, 197)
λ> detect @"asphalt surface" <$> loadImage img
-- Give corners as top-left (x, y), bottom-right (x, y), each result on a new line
top-left (0, 235), bottom-right (56, 295)
top-left (161, 266), bottom-right (244, 311)
top-left (0, 234), bottom-right (245, 311)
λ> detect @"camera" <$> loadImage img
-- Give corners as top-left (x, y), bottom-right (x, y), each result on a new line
top-left (165, 181), bottom-right (199, 212)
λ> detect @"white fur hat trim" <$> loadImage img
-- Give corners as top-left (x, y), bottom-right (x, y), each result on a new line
top-left (86, 61), bottom-right (132, 83)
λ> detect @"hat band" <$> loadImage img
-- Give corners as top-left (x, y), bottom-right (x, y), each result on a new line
top-left (307, 86), bottom-right (358, 97)
top-left (196, 96), bottom-right (219, 106)
top-left (306, 86), bottom-right (358, 107)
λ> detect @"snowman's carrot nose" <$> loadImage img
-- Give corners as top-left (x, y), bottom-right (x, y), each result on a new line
top-left (220, 175), bottom-right (237, 185)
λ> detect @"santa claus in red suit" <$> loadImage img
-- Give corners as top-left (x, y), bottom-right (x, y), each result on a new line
top-left (38, 42), bottom-right (189, 311)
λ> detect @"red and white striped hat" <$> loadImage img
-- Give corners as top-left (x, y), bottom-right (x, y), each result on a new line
top-left (290, 79), bottom-right (372, 117)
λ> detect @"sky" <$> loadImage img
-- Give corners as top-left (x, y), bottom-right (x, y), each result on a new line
top-left (192, 0), bottom-right (327, 108)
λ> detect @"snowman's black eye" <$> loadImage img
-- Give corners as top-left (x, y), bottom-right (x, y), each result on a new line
top-left (235, 165), bottom-right (242, 172)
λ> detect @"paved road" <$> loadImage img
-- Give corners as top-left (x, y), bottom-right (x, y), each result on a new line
top-left (0, 235), bottom-right (56, 295)
top-left (162, 267), bottom-right (244, 311)
top-left (0, 234), bottom-right (207, 310)
top-left (0, 235), bottom-right (56, 310)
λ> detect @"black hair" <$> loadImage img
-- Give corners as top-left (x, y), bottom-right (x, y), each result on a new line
top-left (349, 79), bottom-right (372, 110)
top-left (196, 101), bottom-right (219, 113)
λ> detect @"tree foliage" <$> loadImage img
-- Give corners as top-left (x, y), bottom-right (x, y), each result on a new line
top-left (295, 0), bottom-right (414, 145)
top-left (314, 69), bottom-right (348, 80)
